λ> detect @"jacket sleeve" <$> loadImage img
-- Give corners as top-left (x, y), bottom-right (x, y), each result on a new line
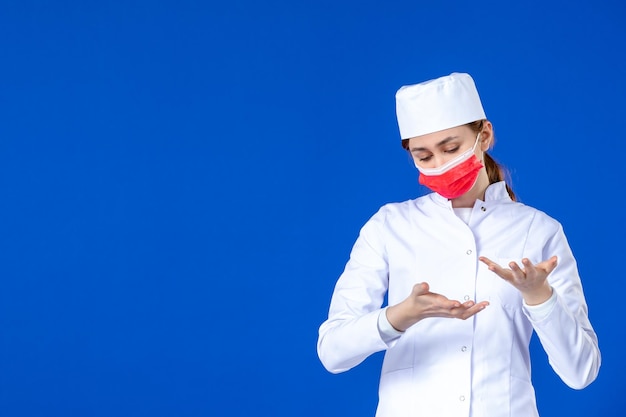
top-left (523, 216), bottom-right (601, 389)
top-left (317, 207), bottom-right (395, 374)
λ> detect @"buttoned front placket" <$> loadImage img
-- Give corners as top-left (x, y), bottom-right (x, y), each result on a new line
top-left (449, 206), bottom-right (478, 417)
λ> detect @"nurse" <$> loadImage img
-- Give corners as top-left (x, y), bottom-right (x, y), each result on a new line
top-left (317, 73), bottom-right (600, 417)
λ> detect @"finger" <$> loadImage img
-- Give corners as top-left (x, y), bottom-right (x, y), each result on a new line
top-left (484, 259), bottom-right (514, 282)
top-left (520, 257), bottom-right (558, 278)
top-left (493, 269), bottom-right (514, 283)
top-left (412, 285), bottom-right (462, 309)
top-left (461, 304), bottom-right (487, 320)
top-left (521, 258), bottom-right (544, 280)
top-left (537, 256), bottom-right (558, 274)
top-left (480, 257), bottom-right (507, 275)
top-left (508, 261), bottom-right (527, 281)
top-left (456, 301), bottom-right (489, 320)
top-left (451, 300), bottom-right (484, 313)
top-left (412, 282), bottom-right (430, 296)
top-left (437, 296), bottom-right (462, 309)
top-left (479, 256), bottom-right (497, 268)
top-left (546, 256), bottom-right (558, 273)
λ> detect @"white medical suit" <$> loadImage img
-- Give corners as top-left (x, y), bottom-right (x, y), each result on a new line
top-left (317, 181), bottom-right (600, 417)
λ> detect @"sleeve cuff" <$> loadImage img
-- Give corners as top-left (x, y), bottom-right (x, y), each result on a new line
top-left (523, 287), bottom-right (557, 321)
top-left (377, 307), bottom-right (404, 343)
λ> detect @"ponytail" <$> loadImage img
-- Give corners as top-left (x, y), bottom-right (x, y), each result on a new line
top-left (483, 152), bottom-right (516, 201)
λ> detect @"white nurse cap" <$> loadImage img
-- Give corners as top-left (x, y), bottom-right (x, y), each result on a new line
top-left (395, 72), bottom-right (486, 140)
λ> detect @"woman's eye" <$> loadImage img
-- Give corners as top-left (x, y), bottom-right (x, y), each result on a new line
top-left (445, 146), bottom-right (460, 154)
top-left (417, 155), bottom-right (432, 162)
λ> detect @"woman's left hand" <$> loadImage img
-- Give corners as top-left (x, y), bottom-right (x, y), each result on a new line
top-left (479, 255), bottom-right (558, 306)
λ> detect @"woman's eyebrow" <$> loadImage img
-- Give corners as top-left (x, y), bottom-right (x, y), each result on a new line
top-left (410, 136), bottom-right (460, 152)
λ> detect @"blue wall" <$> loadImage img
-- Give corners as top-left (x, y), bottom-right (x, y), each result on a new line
top-left (0, 1), bottom-right (622, 415)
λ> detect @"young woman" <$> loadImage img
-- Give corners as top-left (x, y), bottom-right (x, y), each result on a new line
top-left (317, 72), bottom-right (600, 417)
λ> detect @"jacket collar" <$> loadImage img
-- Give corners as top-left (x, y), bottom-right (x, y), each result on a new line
top-left (429, 181), bottom-right (512, 208)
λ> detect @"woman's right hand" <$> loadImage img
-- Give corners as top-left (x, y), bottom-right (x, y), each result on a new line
top-left (385, 282), bottom-right (489, 332)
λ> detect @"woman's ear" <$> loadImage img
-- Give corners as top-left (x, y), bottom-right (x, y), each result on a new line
top-left (480, 120), bottom-right (494, 151)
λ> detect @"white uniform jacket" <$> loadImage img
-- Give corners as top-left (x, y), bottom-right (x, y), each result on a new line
top-left (317, 182), bottom-right (600, 417)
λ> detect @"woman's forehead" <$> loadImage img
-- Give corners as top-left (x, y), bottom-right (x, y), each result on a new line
top-left (408, 125), bottom-right (472, 150)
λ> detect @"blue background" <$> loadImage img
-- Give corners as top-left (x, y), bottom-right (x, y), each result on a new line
top-left (0, 0), bottom-right (623, 416)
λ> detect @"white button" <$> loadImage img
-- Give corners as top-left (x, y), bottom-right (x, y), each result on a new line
top-left (461, 346), bottom-right (467, 352)
top-left (464, 295), bottom-right (470, 301)
top-left (481, 206), bottom-right (486, 212)
top-left (459, 395), bottom-right (465, 401)
top-left (466, 249), bottom-right (472, 255)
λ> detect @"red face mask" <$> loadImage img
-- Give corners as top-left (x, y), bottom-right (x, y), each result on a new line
top-left (416, 133), bottom-right (483, 199)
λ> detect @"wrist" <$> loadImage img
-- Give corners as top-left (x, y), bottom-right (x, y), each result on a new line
top-left (386, 302), bottom-right (418, 332)
top-left (522, 284), bottom-right (553, 306)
